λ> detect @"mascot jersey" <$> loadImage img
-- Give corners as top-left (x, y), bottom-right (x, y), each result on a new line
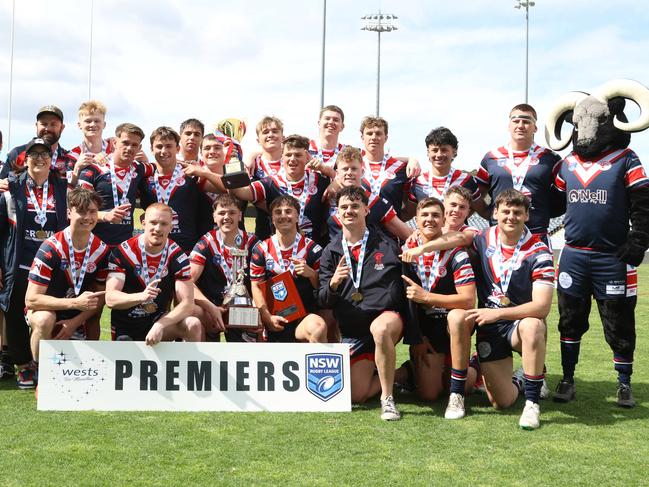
top-left (555, 148), bottom-right (649, 251)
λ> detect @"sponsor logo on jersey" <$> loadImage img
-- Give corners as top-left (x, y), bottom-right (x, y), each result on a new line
top-left (567, 189), bottom-right (607, 204)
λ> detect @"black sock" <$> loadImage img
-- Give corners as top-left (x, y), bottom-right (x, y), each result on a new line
top-left (560, 336), bottom-right (580, 383)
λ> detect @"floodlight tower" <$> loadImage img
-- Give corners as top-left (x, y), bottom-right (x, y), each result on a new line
top-left (514, 0), bottom-right (535, 103)
top-left (361, 12), bottom-right (398, 116)
top-left (320, 0), bottom-right (327, 108)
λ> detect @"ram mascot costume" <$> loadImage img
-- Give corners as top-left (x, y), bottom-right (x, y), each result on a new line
top-left (545, 79), bottom-right (649, 408)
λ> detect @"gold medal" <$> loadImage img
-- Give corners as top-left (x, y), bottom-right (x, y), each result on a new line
top-left (35, 229), bottom-right (47, 240)
top-left (500, 296), bottom-right (511, 306)
top-left (351, 291), bottom-right (363, 303)
top-left (142, 302), bottom-right (158, 314)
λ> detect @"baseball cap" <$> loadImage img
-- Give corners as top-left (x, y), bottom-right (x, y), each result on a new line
top-left (25, 137), bottom-right (53, 155)
top-left (36, 105), bottom-right (64, 122)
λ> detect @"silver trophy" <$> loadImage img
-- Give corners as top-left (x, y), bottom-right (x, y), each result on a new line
top-left (222, 238), bottom-right (259, 328)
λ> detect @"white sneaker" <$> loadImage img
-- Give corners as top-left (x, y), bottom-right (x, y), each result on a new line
top-left (519, 400), bottom-right (541, 430)
top-left (444, 392), bottom-right (466, 420)
top-left (540, 378), bottom-right (551, 400)
top-left (380, 395), bottom-right (401, 421)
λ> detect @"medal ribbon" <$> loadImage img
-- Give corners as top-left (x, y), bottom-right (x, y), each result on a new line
top-left (494, 228), bottom-right (527, 296)
top-left (138, 235), bottom-right (169, 287)
top-left (506, 144), bottom-right (541, 191)
top-left (108, 156), bottom-right (136, 207)
top-left (27, 178), bottom-right (49, 229)
top-left (258, 156), bottom-right (280, 177)
top-left (285, 172), bottom-right (311, 227)
top-left (427, 167), bottom-right (454, 199)
top-left (64, 227), bottom-right (92, 296)
top-left (82, 139), bottom-right (108, 155)
top-left (154, 164), bottom-right (182, 204)
top-left (216, 230), bottom-right (244, 285)
top-left (341, 228), bottom-right (369, 291)
top-left (271, 232), bottom-right (302, 275)
top-left (363, 154), bottom-right (390, 198)
top-left (416, 238), bottom-right (442, 291)
top-left (317, 143), bottom-right (340, 168)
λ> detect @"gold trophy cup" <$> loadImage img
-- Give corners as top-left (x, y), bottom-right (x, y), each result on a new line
top-left (216, 118), bottom-right (251, 189)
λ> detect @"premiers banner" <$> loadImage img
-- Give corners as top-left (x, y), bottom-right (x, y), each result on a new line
top-left (38, 341), bottom-right (351, 412)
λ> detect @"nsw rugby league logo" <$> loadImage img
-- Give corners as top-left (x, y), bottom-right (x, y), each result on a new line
top-left (305, 353), bottom-right (344, 402)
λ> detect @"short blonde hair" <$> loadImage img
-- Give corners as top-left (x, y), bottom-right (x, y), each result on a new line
top-left (78, 100), bottom-right (107, 118)
top-left (256, 116), bottom-right (284, 136)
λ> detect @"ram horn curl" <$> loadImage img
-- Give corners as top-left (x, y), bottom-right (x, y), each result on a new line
top-left (590, 79), bottom-right (649, 133)
top-left (544, 91), bottom-right (588, 151)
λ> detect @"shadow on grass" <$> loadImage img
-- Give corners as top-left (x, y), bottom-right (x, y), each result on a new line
top-left (353, 375), bottom-right (649, 424)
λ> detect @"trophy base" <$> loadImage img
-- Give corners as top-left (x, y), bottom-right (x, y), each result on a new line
top-left (227, 305), bottom-right (260, 329)
top-left (222, 167), bottom-right (251, 189)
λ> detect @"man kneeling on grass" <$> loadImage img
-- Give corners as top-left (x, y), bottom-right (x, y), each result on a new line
top-left (105, 203), bottom-right (201, 345)
top-left (318, 186), bottom-right (406, 421)
top-left (25, 188), bottom-right (110, 378)
top-left (466, 189), bottom-right (554, 430)
top-left (400, 197), bottom-right (476, 419)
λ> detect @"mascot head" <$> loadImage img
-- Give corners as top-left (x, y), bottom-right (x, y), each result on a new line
top-left (545, 79), bottom-right (649, 158)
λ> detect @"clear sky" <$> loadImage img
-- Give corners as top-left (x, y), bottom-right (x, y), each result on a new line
top-left (1, 0), bottom-right (648, 169)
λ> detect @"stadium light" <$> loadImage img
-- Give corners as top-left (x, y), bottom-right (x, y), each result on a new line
top-left (320, 0), bottom-right (327, 108)
top-left (514, 1), bottom-right (535, 103)
top-left (7, 0), bottom-right (16, 148)
top-left (361, 11), bottom-right (398, 116)
top-left (88, 0), bottom-right (95, 99)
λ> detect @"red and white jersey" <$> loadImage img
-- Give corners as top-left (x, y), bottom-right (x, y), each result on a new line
top-left (251, 154), bottom-right (282, 181)
top-left (360, 151), bottom-right (411, 217)
top-left (68, 139), bottom-right (114, 163)
top-left (409, 167), bottom-right (480, 203)
top-left (29, 230), bottom-right (110, 297)
top-left (308, 140), bottom-right (345, 168)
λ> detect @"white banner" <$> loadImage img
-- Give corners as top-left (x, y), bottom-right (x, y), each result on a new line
top-left (37, 341), bottom-right (351, 412)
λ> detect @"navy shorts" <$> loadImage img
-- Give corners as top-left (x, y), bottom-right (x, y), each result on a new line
top-left (475, 320), bottom-right (520, 363)
top-left (557, 246), bottom-right (637, 300)
top-left (419, 312), bottom-right (450, 355)
top-left (266, 321), bottom-right (298, 343)
top-left (112, 312), bottom-right (164, 341)
top-left (342, 335), bottom-right (375, 365)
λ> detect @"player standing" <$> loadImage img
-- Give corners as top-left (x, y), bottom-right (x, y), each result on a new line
top-left (231, 135), bottom-right (330, 245)
top-left (77, 123), bottom-right (151, 247)
top-left (474, 104), bottom-right (563, 245)
top-left (140, 127), bottom-right (211, 254)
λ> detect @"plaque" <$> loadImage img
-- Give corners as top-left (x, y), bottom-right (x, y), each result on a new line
top-left (258, 270), bottom-right (306, 323)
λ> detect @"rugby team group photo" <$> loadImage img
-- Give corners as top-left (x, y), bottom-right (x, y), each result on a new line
top-left (1, 79), bottom-right (647, 430)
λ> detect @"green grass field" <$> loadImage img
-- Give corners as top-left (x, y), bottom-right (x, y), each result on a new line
top-left (2, 266), bottom-right (649, 486)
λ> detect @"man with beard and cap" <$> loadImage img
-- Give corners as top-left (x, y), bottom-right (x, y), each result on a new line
top-left (1, 106), bottom-right (75, 185)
